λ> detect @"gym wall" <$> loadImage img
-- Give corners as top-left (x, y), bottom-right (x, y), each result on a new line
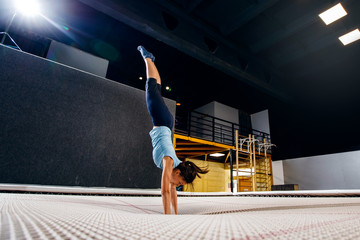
top-left (0, 45), bottom-right (176, 188)
top-left (281, 150), bottom-right (360, 190)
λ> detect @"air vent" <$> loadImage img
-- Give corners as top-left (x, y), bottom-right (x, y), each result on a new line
top-left (237, 56), bottom-right (249, 71)
top-left (264, 72), bottom-right (273, 83)
top-left (203, 36), bottom-right (218, 53)
top-left (162, 12), bottom-right (179, 31)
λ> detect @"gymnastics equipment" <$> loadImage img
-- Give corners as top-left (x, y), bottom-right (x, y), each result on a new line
top-left (235, 130), bottom-right (274, 192)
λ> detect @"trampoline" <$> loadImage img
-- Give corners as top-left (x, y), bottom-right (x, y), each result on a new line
top-left (1, 184), bottom-right (359, 239)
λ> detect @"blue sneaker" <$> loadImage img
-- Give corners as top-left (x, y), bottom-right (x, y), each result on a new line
top-left (137, 45), bottom-right (155, 62)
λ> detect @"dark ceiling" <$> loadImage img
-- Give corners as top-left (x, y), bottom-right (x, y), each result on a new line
top-left (1, 0), bottom-right (360, 160)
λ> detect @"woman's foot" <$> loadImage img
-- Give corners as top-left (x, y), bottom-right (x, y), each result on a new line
top-left (137, 45), bottom-right (155, 62)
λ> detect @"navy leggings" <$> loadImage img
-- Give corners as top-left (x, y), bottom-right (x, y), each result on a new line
top-left (146, 78), bottom-right (174, 130)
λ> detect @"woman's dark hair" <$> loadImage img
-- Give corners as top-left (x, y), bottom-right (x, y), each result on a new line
top-left (175, 161), bottom-right (209, 183)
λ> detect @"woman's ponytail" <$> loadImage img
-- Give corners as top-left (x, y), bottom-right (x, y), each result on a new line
top-left (175, 160), bottom-right (209, 183)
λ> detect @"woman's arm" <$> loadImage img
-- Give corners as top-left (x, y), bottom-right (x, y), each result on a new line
top-left (161, 156), bottom-right (173, 214)
top-left (170, 184), bottom-right (178, 214)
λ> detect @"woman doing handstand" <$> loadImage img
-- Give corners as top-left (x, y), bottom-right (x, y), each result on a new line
top-left (137, 46), bottom-right (208, 215)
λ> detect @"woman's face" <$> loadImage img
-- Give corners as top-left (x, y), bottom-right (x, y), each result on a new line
top-left (171, 169), bottom-right (187, 187)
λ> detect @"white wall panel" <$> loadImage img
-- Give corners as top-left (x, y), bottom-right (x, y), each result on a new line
top-left (283, 150), bottom-right (360, 190)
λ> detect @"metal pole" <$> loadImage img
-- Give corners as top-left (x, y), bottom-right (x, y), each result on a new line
top-left (252, 135), bottom-right (257, 191)
top-left (235, 130), bottom-right (239, 192)
top-left (1, 12), bottom-right (17, 44)
top-left (229, 149), bottom-right (234, 193)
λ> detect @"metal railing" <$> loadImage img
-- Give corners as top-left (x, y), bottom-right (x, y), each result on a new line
top-left (175, 111), bottom-right (271, 147)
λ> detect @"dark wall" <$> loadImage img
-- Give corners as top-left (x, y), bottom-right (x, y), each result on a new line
top-left (0, 45), bottom-right (176, 188)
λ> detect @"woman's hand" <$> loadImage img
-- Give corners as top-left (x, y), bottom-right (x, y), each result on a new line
top-left (170, 183), bottom-right (178, 214)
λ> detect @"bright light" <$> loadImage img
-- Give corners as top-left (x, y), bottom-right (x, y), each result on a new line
top-left (165, 86), bottom-right (171, 91)
top-left (339, 29), bottom-right (360, 45)
top-left (176, 103), bottom-right (181, 106)
top-left (15, 0), bottom-right (41, 16)
top-left (139, 76), bottom-right (143, 80)
top-left (233, 168), bottom-right (254, 177)
top-left (210, 153), bottom-right (225, 157)
top-left (319, 3), bottom-right (347, 25)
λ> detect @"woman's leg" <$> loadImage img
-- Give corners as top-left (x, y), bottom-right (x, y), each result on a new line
top-left (138, 46), bottom-right (174, 130)
top-left (145, 58), bottom-right (161, 85)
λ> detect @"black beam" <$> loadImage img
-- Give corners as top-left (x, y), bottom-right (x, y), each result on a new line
top-left (222, 0), bottom-right (280, 36)
top-left (77, 0), bottom-right (288, 101)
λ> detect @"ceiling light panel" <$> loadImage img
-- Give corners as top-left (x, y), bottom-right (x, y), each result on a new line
top-left (210, 153), bottom-right (225, 157)
top-left (319, 3), bottom-right (347, 25)
top-left (339, 29), bottom-right (360, 45)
